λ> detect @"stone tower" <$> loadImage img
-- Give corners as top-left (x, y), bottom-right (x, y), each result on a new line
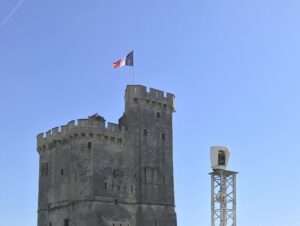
top-left (37, 85), bottom-right (177, 226)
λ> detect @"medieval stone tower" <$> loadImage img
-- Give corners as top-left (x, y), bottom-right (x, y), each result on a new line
top-left (37, 85), bottom-right (177, 226)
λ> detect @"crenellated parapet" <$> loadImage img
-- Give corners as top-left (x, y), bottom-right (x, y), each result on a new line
top-left (125, 85), bottom-right (175, 112)
top-left (37, 114), bottom-right (126, 153)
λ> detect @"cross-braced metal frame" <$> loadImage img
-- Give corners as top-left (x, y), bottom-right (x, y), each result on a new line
top-left (210, 169), bottom-right (238, 226)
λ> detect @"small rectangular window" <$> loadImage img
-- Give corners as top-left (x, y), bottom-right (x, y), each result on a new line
top-left (64, 219), bottom-right (69, 226)
top-left (143, 129), bottom-right (148, 136)
top-left (88, 142), bottom-right (92, 150)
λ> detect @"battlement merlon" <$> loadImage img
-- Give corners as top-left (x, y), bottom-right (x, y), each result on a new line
top-left (36, 114), bottom-right (126, 151)
top-left (125, 85), bottom-right (175, 111)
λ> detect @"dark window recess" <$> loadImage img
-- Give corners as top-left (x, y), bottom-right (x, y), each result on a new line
top-left (88, 142), bottom-right (92, 150)
top-left (41, 162), bottom-right (48, 176)
top-left (60, 168), bottom-right (64, 176)
top-left (155, 220), bottom-right (158, 226)
top-left (143, 129), bottom-right (148, 136)
top-left (81, 133), bottom-right (85, 137)
top-left (113, 224), bottom-right (115, 226)
top-left (218, 150), bottom-right (226, 166)
top-left (49, 222), bottom-right (52, 226)
top-left (114, 199), bottom-right (118, 205)
top-left (161, 133), bottom-right (166, 141)
top-left (117, 185), bottom-right (121, 191)
top-left (104, 182), bottom-right (108, 191)
top-left (64, 219), bottom-right (69, 226)
top-left (133, 98), bottom-right (138, 103)
top-left (156, 112), bottom-right (161, 118)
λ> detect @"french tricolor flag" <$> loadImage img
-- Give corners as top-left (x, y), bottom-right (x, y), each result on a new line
top-left (112, 51), bottom-right (134, 69)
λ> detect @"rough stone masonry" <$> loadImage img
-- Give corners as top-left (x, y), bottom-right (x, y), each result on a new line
top-left (37, 85), bottom-right (177, 226)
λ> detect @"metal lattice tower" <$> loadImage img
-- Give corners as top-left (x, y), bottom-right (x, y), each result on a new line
top-left (210, 169), bottom-right (238, 226)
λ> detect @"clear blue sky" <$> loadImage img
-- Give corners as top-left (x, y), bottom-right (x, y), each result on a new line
top-left (1, 0), bottom-right (300, 225)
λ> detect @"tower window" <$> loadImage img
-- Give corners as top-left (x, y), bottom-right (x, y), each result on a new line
top-left (64, 219), bottom-right (69, 226)
top-left (49, 222), bottom-right (52, 226)
top-left (156, 112), bottom-right (161, 118)
top-left (134, 98), bottom-right (138, 103)
top-left (143, 129), bottom-right (148, 136)
top-left (60, 168), bottom-right (64, 176)
top-left (104, 182), bottom-right (108, 191)
top-left (161, 133), bottom-right (166, 141)
top-left (88, 142), bottom-right (92, 150)
top-left (114, 199), bottom-right (118, 205)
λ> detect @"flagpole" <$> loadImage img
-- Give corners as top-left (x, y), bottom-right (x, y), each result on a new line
top-left (132, 66), bottom-right (135, 85)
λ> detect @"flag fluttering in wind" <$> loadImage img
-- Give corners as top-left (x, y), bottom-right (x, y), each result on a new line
top-left (113, 51), bottom-right (134, 69)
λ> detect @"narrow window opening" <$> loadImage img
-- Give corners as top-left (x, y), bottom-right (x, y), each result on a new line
top-left (161, 133), bottom-right (166, 141)
top-left (81, 133), bottom-right (85, 137)
top-left (133, 98), bottom-right (138, 103)
top-left (49, 222), bottom-right (52, 226)
top-left (156, 112), bottom-right (161, 118)
top-left (114, 199), bottom-right (118, 205)
top-left (88, 142), bottom-right (92, 150)
top-left (60, 168), bottom-right (64, 176)
top-left (104, 182), bottom-right (108, 191)
top-left (64, 219), bottom-right (69, 226)
top-left (143, 129), bottom-right (148, 136)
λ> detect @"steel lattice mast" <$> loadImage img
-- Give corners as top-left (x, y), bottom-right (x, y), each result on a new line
top-left (210, 169), bottom-right (237, 226)
top-left (209, 146), bottom-right (238, 226)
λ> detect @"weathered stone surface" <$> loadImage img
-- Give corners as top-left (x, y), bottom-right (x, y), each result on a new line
top-left (37, 85), bottom-right (177, 226)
